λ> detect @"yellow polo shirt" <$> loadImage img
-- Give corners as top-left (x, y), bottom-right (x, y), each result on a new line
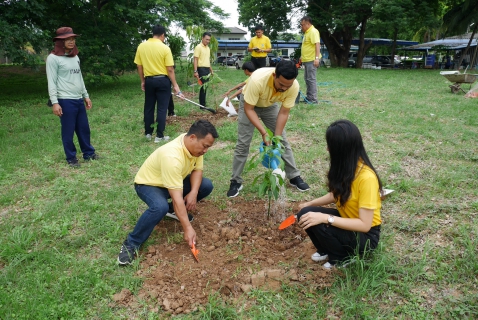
top-left (194, 43), bottom-right (211, 67)
top-left (336, 163), bottom-right (382, 227)
top-left (243, 67), bottom-right (299, 109)
top-left (301, 25), bottom-right (321, 63)
top-left (134, 134), bottom-right (204, 189)
top-left (249, 35), bottom-right (271, 58)
top-left (134, 38), bottom-right (174, 76)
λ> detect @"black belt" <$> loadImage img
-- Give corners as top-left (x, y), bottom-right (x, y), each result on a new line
top-left (145, 74), bottom-right (167, 78)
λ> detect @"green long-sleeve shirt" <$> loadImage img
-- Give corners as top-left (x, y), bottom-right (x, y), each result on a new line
top-left (46, 54), bottom-right (89, 104)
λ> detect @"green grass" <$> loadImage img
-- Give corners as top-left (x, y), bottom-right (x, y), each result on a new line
top-left (1, 64), bottom-right (478, 318)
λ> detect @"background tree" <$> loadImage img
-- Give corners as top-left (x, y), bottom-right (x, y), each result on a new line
top-left (442, 0), bottom-right (478, 68)
top-left (306, 0), bottom-right (376, 68)
top-left (237, 0), bottom-right (300, 40)
top-left (0, 0), bottom-right (227, 79)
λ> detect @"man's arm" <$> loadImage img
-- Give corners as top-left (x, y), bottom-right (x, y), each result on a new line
top-left (193, 57), bottom-right (199, 79)
top-left (314, 42), bottom-right (321, 68)
top-left (166, 66), bottom-right (182, 96)
top-left (169, 189), bottom-right (196, 246)
top-left (183, 170), bottom-right (202, 212)
top-left (275, 106), bottom-right (290, 136)
top-left (244, 101), bottom-right (269, 143)
top-left (223, 81), bottom-right (246, 97)
top-left (137, 65), bottom-right (145, 91)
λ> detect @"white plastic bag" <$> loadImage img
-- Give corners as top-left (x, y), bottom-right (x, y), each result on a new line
top-left (219, 97), bottom-right (238, 116)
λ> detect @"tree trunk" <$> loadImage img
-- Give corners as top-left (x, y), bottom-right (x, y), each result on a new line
top-left (320, 29), bottom-right (352, 67)
top-left (356, 18), bottom-right (372, 69)
top-left (458, 23), bottom-right (478, 70)
top-left (391, 28), bottom-right (398, 68)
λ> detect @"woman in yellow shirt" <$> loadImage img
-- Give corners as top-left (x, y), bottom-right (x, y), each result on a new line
top-left (297, 119), bottom-right (383, 269)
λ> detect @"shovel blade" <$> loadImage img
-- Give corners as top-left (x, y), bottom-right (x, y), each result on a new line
top-left (191, 244), bottom-right (199, 262)
top-left (279, 215), bottom-right (296, 230)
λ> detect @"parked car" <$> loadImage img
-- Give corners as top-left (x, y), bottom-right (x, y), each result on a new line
top-left (224, 54), bottom-right (244, 66)
top-left (216, 56), bottom-right (227, 64)
top-left (363, 55), bottom-right (393, 67)
top-left (280, 55), bottom-right (290, 60)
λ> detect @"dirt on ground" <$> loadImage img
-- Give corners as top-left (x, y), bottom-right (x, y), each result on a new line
top-left (112, 198), bottom-right (336, 316)
top-left (111, 107), bottom-right (336, 316)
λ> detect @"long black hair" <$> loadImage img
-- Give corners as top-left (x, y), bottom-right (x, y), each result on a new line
top-left (325, 119), bottom-right (382, 207)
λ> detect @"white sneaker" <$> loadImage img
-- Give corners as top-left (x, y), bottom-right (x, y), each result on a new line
top-left (145, 134), bottom-right (152, 141)
top-left (154, 136), bottom-right (170, 143)
top-left (323, 262), bottom-right (335, 270)
top-left (311, 252), bottom-right (328, 262)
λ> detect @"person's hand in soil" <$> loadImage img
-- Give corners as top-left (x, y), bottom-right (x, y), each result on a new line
top-left (184, 225), bottom-right (197, 247)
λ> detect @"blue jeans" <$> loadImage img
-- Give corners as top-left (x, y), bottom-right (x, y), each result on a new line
top-left (144, 76), bottom-right (171, 138)
top-left (58, 98), bottom-right (95, 161)
top-left (126, 176), bottom-right (213, 249)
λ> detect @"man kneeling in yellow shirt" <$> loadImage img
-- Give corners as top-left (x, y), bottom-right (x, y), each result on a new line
top-left (118, 120), bottom-right (218, 265)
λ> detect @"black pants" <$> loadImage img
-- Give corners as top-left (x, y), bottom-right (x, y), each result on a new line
top-left (251, 57), bottom-right (266, 69)
top-left (297, 206), bottom-right (380, 264)
top-left (144, 76), bottom-right (171, 138)
top-left (197, 67), bottom-right (210, 107)
top-left (168, 94), bottom-right (175, 115)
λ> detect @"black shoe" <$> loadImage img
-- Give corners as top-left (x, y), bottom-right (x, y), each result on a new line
top-left (227, 180), bottom-right (243, 198)
top-left (117, 241), bottom-right (136, 265)
top-left (84, 153), bottom-right (99, 161)
top-left (168, 112), bottom-right (176, 117)
top-left (290, 176), bottom-right (310, 191)
top-left (165, 211), bottom-right (194, 222)
top-left (67, 158), bottom-right (80, 168)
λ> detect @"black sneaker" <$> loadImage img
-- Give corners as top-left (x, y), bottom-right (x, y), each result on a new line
top-left (227, 180), bottom-right (243, 198)
top-left (118, 241), bottom-right (136, 265)
top-left (67, 158), bottom-right (80, 168)
top-left (165, 211), bottom-right (194, 222)
top-left (290, 176), bottom-right (310, 191)
top-left (84, 153), bottom-right (100, 161)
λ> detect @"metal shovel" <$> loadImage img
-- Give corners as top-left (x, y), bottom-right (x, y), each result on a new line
top-left (172, 93), bottom-right (216, 114)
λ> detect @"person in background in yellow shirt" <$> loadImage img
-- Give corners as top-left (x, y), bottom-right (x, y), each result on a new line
top-left (193, 32), bottom-right (213, 108)
top-left (118, 120), bottom-right (219, 265)
top-left (227, 60), bottom-right (310, 198)
top-left (134, 25), bottom-right (183, 143)
top-left (248, 25), bottom-right (272, 69)
top-left (222, 61), bottom-right (256, 106)
top-left (296, 120), bottom-right (383, 269)
top-left (300, 16), bottom-right (321, 104)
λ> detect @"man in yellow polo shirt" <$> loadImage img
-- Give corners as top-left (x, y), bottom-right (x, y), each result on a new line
top-left (193, 32), bottom-right (213, 108)
top-left (227, 60), bottom-right (310, 197)
top-left (118, 120), bottom-right (219, 265)
top-left (300, 16), bottom-right (321, 104)
top-left (248, 25), bottom-right (272, 69)
top-left (134, 25), bottom-right (184, 143)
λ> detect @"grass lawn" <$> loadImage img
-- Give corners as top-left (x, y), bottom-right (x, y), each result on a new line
top-left (0, 64), bottom-right (477, 319)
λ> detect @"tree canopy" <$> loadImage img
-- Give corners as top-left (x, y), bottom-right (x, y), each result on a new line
top-left (0, 0), bottom-right (228, 78)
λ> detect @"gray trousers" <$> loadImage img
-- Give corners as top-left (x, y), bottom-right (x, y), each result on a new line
top-left (303, 61), bottom-right (318, 103)
top-left (231, 97), bottom-right (300, 184)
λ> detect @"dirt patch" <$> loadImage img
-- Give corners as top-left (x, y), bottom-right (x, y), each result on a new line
top-left (113, 199), bottom-right (335, 316)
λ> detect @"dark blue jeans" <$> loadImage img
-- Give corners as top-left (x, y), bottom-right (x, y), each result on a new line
top-left (297, 207), bottom-right (380, 264)
top-left (58, 98), bottom-right (95, 161)
top-left (126, 176), bottom-right (213, 249)
top-left (144, 76), bottom-right (171, 138)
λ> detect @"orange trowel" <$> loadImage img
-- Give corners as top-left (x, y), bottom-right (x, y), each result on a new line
top-left (278, 215), bottom-right (297, 230)
top-left (190, 243), bottom-right (199, 262)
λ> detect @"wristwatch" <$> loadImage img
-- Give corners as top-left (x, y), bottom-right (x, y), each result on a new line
top-left (327, 215), bottom-right (335, 225)
top-left (194, 70), bottom-right (198, 73)
top-left (315, 56), bottom-right (319, 60)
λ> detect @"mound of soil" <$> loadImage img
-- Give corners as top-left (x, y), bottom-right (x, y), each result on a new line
top-left (113, 199), bottom-right (335, 316)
